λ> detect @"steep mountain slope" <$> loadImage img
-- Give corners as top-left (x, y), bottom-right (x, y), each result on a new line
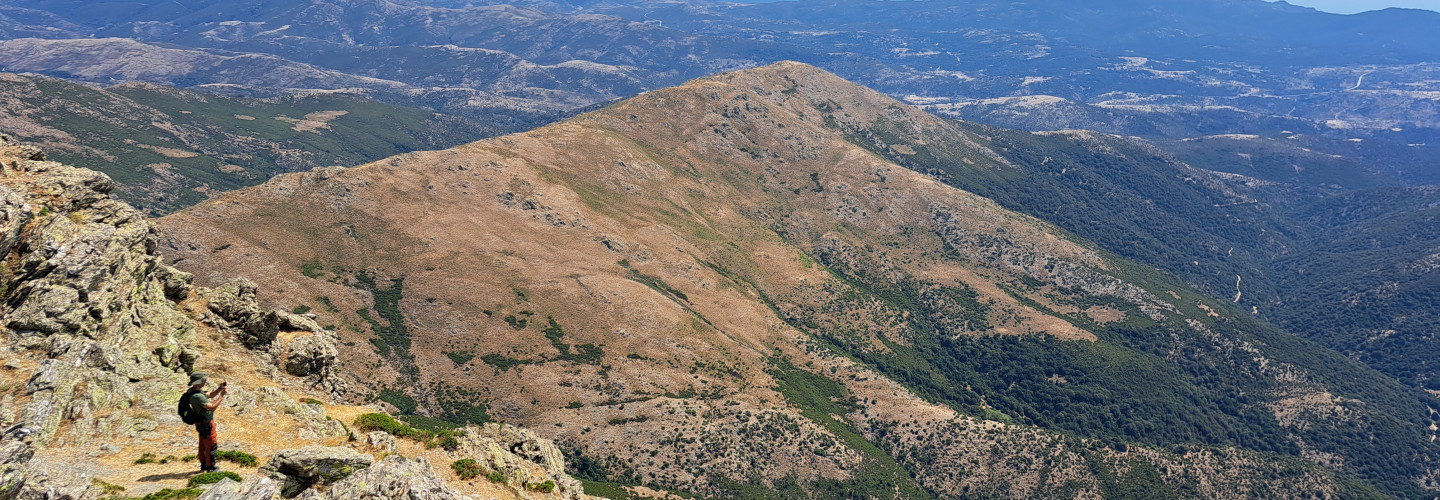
top-left (156, 62), bottom-right (1440, 498)
top-left (0, 136), bottom-right (599, 500)
top-left (793, 83), bottom-right (1440, 393)
top-left (0, 73), bottom-right (495, 214)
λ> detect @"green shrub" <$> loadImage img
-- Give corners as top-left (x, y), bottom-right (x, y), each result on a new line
top-left (487, 471), bottom-right (507, 483)
top-left (292, 305), bottom-right (312, 314)
top-left (138, 488), bottom-right (202, 500)
top-left (376, 389), bottom-right (417, 414)
top-left (300, 397), bottom-right (324, 406)
top-left (187, 471), bottom-right (242, 488)
top-left (451, 459), bottom-right (483, 480)
top-left (443, 351), bottom-right (475, 365)
top-left (299, 259), bottom-right (324, 278)
top-left (91, 478), bottom-right (124, 495)
top-left (354, 413), bottom-right (423, 439)
top-left (134, 453), bottom-right (158, 464)
top-left (526, 480), bottom-right (557, 493)
top-left (214, 450), bottom-right (258, 468)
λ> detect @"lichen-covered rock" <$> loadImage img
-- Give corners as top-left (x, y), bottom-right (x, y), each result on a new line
top-left (258, 445), bottom-right (373, 498)
top-left (199, 475), bottom-right (284, 500)
top-left (0, 427), bottom-right (35, 500)
top-left (294, 455), bottom-right (472, 500)
top-left (275, 312), bottom-right (323, 334)
top-left (363, 431), bottom-right (396, 454)
top-left (207, 278), bottom-right (279, 346)
top-left (284, 333), bottom-right (337, 378)
top-left (0, 188), bottom-right (30, 259)
top-left (155, 264), bottom-right (195, 302)
top-left (11, 457), bottom-right (97, 500)
top-left (0, 139), bottom-right (200, 495)
top-left (448, 423), bottom-right (585, 500)
top-left (204, 282), bottom-right (347, 397)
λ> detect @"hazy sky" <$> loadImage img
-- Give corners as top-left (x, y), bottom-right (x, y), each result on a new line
top-left (1274, 0), bottom-right (1440, 13)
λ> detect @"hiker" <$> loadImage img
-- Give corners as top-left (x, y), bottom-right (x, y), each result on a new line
top-left (182, 372), bottom-right (227, 472)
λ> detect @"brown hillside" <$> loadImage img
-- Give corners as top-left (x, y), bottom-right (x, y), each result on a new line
top-left (155, 62), bottom-right (1368, 497)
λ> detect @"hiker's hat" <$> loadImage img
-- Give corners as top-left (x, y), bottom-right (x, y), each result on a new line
top-left (189, 372), bottom-right (208, 386)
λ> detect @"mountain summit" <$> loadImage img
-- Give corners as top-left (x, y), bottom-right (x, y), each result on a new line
top-left (157, 62), bottom-right (1440, 498)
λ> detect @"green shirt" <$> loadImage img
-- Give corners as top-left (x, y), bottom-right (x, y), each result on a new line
top-left (189, 391), bottom-right (214, 423)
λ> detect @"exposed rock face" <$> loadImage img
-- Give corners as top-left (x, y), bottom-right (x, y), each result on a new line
top-left (199, 278), bottom-right (349, 398)
top-left (8, 457), bottom-right (97, 500)
top-left (256, 446), bottom-right (374, 498)
top-left (448, 423), bottom-right (584, 500)
top-left (362, 431), bottom-right (396, 454)
top-left (0, 134), bottom-right (198, 498)
top-left (0, 137), bottom-right (363, 499)
top-left (295, 455), bottom-right (471, 500)
top-left (207, 278), bottom-right (280, 347)
top-left (198, 476), bottom-right (283, 500)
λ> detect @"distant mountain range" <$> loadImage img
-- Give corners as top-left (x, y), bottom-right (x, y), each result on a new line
top-left (0, 73), bottom-right (494, 213)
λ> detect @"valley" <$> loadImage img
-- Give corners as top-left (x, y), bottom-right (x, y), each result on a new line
top-left (0, 73), bottom-right (496, 213)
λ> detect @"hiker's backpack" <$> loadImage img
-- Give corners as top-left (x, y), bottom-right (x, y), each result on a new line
top-left (178, 389), bottom-right (202, 425)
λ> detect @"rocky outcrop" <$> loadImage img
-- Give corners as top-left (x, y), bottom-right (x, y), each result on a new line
top-left (0, 138), bottom-right (354, 499)
top-left (256, 446), bottom-right (374, 498)
top-left (296, 455), bottom-right (471, 500)
top-left (448, 423), bottom-right (585, 500)
top-left (199, 278), bottom-right (349, 398)
top-left (206, 278), bottom-right (280, 347)
top-left (0, 135), bottom-right (199, 499)
top-left (198, 476), bottom-right (283, 500)
top-left (362, 431), bottom-right (396, 454)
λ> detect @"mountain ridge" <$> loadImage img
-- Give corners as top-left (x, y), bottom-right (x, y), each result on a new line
top-left (155, 61), bottom-right (1440, 498)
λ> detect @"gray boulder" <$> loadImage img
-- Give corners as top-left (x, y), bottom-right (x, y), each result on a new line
top-left (294, 455), bottom-right (472, 500)
top-left (155, 264), bottom-right (195, 301)
top-left (207, 278), bottom-right (280, 347)
top-left (198, 475), bottom-right (284, 500)
top-left (284, 333), bottom-right (338, 378)
top-left (363, 431), bottom-right (396, 454)
top-left (11, 457), bottom-right (97, 500)
top-left (257, 446), bottom-right (373, 498)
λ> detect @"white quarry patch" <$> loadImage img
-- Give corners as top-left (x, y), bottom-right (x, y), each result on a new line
top-left (1325, 119), bottom-right (1356, 129)
top-left (549, 59), bottom-right (634, 73)
top-left (975, 95), bottom-right (1067, 106)
top-left (258, 25), bottom-right (292, 36)
top-left (1021, 76), bottom-right (1051, 86)
top-left (1347, 138), bottom-right (1364, 142)
top-left (902, 95), bottom-right (951, 105)
top-left (891, 47), bottom-right (941, 57)
top-left (926, 69), bottom-right (974, 82)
